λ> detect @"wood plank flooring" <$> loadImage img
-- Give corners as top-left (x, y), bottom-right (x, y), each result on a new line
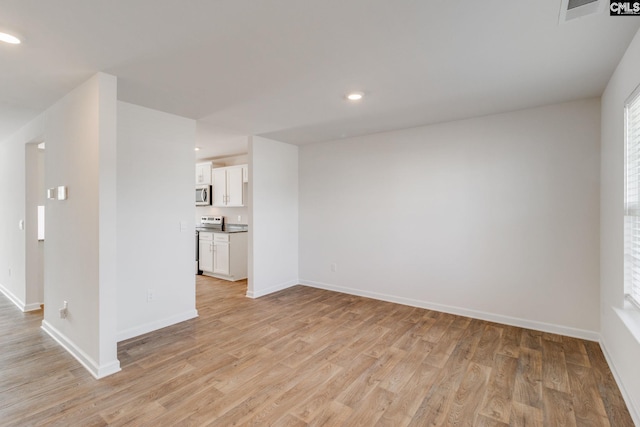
top-left (0, 275), bottom-right (634, 426)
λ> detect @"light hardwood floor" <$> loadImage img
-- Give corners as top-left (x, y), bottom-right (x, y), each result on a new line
top-left (0, 275), bottom-right (634, 426)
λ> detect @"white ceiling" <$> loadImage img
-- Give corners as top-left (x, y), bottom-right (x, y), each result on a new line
top-left (1, 1), bottom-right (639, 154)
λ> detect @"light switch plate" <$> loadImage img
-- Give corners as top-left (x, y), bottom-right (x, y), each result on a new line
top-left (47, 188), bottom-right (56, 199)
top-left (57, 186), bottom-right (67, 200)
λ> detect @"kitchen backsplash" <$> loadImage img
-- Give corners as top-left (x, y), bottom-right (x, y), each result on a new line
top-left (195, 205), bottom-right (248, 225)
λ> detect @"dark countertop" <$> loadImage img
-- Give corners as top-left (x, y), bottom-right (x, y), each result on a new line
top-left (196, 225), bottom-right (248, 234)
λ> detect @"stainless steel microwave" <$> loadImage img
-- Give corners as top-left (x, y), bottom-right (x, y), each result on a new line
top-left (196, 185), bottom-right (211, 206)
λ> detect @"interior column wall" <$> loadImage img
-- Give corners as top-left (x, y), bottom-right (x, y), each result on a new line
top-left (248, 136), bottom-right (299, 298)
top-left (116, 101), bottom-right (197, 341)
top-left (41, 73), bottom-right (120, 378)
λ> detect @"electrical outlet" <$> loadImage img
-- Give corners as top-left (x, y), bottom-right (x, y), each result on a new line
top-left (59, 301), bottom-right (68, 319)
top-left (147, 289), bottom-right (154, 303)
top-left (237, 215), bottom-right (242, 222)
top-left (331, 263), bottom-right (337, 273)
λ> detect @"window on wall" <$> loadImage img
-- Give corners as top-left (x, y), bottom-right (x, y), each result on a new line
top-left (624, 85), bottom-right (640, 309)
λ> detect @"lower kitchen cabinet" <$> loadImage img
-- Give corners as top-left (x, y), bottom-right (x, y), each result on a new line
top-left (213, 234), bottom-right (230, 276)
top-left (198, 232), bottom-right (214, 272)
top-left (199, 231), bottom-right (247, 281)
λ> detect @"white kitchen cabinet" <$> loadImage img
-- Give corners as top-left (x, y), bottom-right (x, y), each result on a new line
top-left (195, 162), bottom-right (212, 185)
top-left (201, 232), bottom-right (247, 281)
top-left (212, 166), bottom-right (245, 207)
top-left (213, 234), bottom-right (230, 276)
top-left (198, 232), bottom-right (214, 272)
top-left (212, 168), bottom-right (226, 206)
top-left (226, 167), bottom-right (244, 206)
top-left (242, 165), bottom-right (248, 183)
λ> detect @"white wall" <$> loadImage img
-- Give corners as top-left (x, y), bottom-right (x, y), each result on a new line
top-left (248, 136), bottom-right (299, 297)
top-left (0, 115), bottom-right (44, 311)
top-left (41, 73), bottom-right (120, 378)
top-left (299, 98), bottom-right (601, 339)
top-left (600, 29), bottom-right (640, 424)
top-left (116, 102), bottom-right (197, 341)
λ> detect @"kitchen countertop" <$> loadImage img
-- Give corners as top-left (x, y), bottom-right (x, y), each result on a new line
top-left (196, 225), bottom-right (248, 234)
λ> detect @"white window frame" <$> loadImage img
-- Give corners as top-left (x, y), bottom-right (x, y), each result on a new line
top-left (624, 83), bottom-right (640, 310)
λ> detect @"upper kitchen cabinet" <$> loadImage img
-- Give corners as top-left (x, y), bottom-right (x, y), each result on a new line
top-left (212, 165), bottom-right (245, 207)
top-left (195, 162), bottom-right (212, 185)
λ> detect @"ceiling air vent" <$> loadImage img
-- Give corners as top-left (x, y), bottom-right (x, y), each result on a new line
top-left (559, 0), bottom-right (603, 23)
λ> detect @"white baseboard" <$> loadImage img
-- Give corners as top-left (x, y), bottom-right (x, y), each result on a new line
top-left (41, 320), bottom-right (121, 379)
top-left (0, 282), bottom-right (42, 312)
top-left (116, 309), bottom-right (199, 342)
top-left (23, 302), bottom-right (43, 312)
top-left (300, 279), bottom-right (600, 342)
top-left (600, 336), bottom-right (640, 426)
top-left (202, 272), bottom-right (247, 281)
top-left (246, 279), bottom-right (298, 299)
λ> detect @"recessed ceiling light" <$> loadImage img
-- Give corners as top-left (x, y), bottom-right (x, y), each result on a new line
top-left (0, 32), bottom-right (21, 45)
top-left (194, 147), bottom-right (201, 151)
top-left (346, 92), bottom-right (364, 101)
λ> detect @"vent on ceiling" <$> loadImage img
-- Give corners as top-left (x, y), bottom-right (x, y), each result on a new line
top-left (559, 0), bottom-right (603, 23)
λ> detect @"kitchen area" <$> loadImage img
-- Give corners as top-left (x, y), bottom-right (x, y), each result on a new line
top-left (194, 155), bottom-right (249, 282)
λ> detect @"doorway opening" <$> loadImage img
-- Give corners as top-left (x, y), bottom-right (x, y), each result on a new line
top-left (24, 141), bottom-right (45, 311)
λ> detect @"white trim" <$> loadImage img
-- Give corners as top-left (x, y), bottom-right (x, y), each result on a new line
top-left (600, 336), bottom-right (640, 426)
top-left (23, 302), bottom-right (43, 312)
top-left (202, 272), bottom-right (247, 281)
top-left (558, 0), bottom-right (604, 23)
top-left (41, 320), bottom-right (121, 379)
top-left (116, 309), bottom-right (199, 342)
top-left (625, 84), bottom-right (640, 308)
top-left (300, 279), bottom-right (600, 342)
top-left (0, 283), bottom-right (26, 311)
top-left (246, 279), bottom-right (298, 299)
top-left (0, 282), bottom-right (42, 312)
top-left (615, 304), bottom-right (640, 345)
top-left (626, 294), bottom-right (640, 311)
